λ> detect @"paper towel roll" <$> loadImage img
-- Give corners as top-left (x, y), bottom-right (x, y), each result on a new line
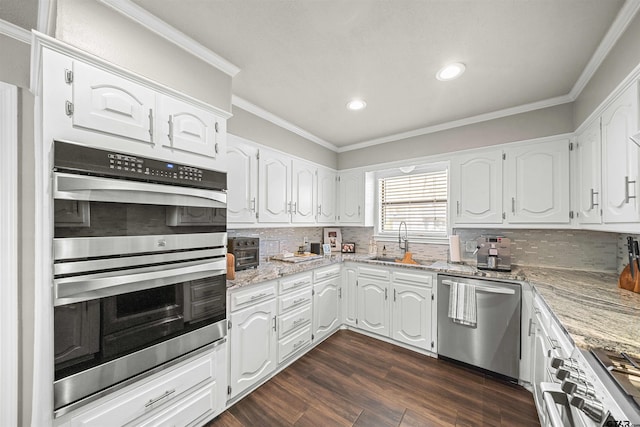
top-left (449, 235), bottom-right (461, 263)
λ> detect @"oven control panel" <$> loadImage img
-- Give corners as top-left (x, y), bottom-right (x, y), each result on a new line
top-left (54, 140), bottom-right (226, 191)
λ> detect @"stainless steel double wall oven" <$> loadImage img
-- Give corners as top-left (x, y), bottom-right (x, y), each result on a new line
top-left (52, 141), bottom-right (227, 416)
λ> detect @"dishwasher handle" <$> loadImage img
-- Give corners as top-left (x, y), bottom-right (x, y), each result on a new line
top-left (441, 279), bottom-right (516, 295)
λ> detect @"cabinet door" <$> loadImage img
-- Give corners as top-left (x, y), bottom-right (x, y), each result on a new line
top-left (313, 278), bottom-right (340, 342)
top-left (341, 266), bottom-right (358, 328)
top-left (337, 172), bottom-right (363, 224)
top-left (504, 139), bottom-right (570, 223)
top-left (258, 149), bottom-right (291, 223)
top-left (451, 150), bottom-right (503, 224)
top-left (73, 61), bottom-right (154, 144)
top-left (602, 82), bottom-right (640, 223)
top-left (291, 160), bottom-right (317, 223)
top-left (317, 167), bottom-right (337, 223)
top-left (391, 283), bottom-right (432, 350)
top-left (227, 138), bottom-right (258, 224)
top-left (357, 278), bottom-right (389, 336)
top-left (157, 95), bottom-right (222, 163)
top-left (229, 299), bottom-right (276, 399)
top-left (575, 121), bottom-right (602, 224)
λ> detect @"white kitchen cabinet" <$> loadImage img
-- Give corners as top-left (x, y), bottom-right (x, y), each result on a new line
top-left (602, 81), bottom-right (640, 223)
top-left (504, 138), bottom-right (571, 223)
top-left (390, 271), bottom-right (435, 351)
top-left (316, 167), bottom-right (337, 224)
top-left (227, 136), bottom-right (258, 224)
top-left (63, 344), bottom-right (225, 427)
top-left (291, 159), bottom-right (317, 223)
top-left (337, 171), bottom-right (364, 224)
top-left (277, 272), bottom-right (312, 363)
top-left (312, 265), bottom-right (341, 343)
top-left (357, 267), bottom-right (390, 337)
top-left (258, 147), bottom-right (321, 224)
top-left (341, 264), bottom-right (359, 328)
top-left (574, 120), bottom-right (602, 224)
top-left (258, 148), bottom-right (292, 223)
top-left (72, 61), bottom-right (155, 145)
top-left (228, 282), bottom-right (277, 400)
top-left (156, 94), bottom-right (225, 168)
top-left (450, 149), bottom-right (503, 224)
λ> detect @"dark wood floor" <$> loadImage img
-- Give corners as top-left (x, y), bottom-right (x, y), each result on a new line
top-left (208, 330), bottom-right (541, 427)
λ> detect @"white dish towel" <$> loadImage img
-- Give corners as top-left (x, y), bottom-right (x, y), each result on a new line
top-left (447, 281), bottom-right (477, 327)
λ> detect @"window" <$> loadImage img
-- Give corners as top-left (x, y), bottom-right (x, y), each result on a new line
top-left (377, 167), bottom-right (448, 238)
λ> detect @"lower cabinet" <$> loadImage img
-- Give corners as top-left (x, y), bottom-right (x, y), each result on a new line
top-left (341, 263), bottom-right (436, 352)
top-left (228, 282), bottom-right (277, 400)
top-left (390, 271), bottom-right (435, 351)
top-left (56, 343), bottom-right (226, 427)
top-left (277, 272), bottom-right (313, 363)
top-left (312, 265), bottom-right (341, 343)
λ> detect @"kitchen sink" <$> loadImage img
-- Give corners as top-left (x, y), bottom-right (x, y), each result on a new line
top-left (369, 256), bottom-right (425, 265)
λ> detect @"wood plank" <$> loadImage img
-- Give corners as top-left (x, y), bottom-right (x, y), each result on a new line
top-left (206, 330), bottom-right (540, 427)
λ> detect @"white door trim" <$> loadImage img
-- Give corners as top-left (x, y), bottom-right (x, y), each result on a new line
top-left (0, 82), bottom-right (19, 427)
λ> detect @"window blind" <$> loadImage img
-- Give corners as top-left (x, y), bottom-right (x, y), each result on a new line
top-left (379, 169), bottom-right (448, 235)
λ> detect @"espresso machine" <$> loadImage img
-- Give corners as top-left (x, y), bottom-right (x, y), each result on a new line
top-left (476, 236), bottom-right (511, 271)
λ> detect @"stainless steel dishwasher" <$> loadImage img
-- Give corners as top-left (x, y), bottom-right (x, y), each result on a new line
top-left (437, 274), bottom-right (521, 379)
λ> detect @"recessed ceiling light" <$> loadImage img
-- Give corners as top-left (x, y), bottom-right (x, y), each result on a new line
top-left (436, 63), bottom-right (466, 81)
top-left (346, 99), bottom-right (367, 111)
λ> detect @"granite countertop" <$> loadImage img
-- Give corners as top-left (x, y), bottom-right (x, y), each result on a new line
top-left (227, 254), bottom-right (640, 358)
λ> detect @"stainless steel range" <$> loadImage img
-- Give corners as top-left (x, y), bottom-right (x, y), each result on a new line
top-left (52, 140), bottom-right (228, 416)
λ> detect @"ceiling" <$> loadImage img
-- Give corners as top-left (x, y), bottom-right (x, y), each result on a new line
top-left (128, 1), bottom-right (626, 149)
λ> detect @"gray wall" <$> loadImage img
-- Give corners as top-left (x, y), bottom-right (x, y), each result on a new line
top-left (0, 35), bottom-right (31, 89)
top-left (228, 106), bottom-right (338, 169)
top-left (338, 103), bottom-right (574, 169)
top-left (574, 12), bottom-right (640, 127)
top-left (55, 0), bottom-right (232, 113)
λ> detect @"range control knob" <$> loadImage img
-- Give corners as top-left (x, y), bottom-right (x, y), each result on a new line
top-left (555, 367), bottom-right (587, 383)
top-left (551, 357), bottom-right (581, 371)
top-left (570, 395), bottom-right (606, 423)
top-left (561, 379), bottom-right (596, 398)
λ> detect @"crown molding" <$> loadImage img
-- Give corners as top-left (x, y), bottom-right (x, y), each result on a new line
top-left (337, 94), bottom-right (573, 153)
top-left (98, 0), bottom-right (240, 77)
top-left (232, 95), bottom-right (339, 152)
top-left (569, 0), bottom-right (640, 100)
top-left (37, 0), bottom-right (52, 34)
top-left (0, 19), bottom-right (31, 44)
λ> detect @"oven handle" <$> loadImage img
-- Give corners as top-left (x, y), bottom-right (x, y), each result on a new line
top-left (54, 172), bottom-right (226, 208)
top-left (54, 260), bottom-right (226, 306)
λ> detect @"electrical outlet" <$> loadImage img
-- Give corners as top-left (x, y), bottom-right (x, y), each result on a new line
top-left (303, 236), bottom-right (309, 245)
top-left (465, 240), bottom-right (477, 253)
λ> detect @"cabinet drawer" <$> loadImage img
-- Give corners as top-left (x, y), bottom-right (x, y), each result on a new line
top-left (547, 317), bottom-right (574, 359)
top-left (134, 382), bottom-right (218, 427)
top-left (358, 266), bottom-right (390, 281)
top-left (313, 265), bottom-right (341, 282)
top-left (279, 272), bottom-right (312, 294)
top-left (392, 271), bottom-right (433, 287)
top-left (278, 325), bottom-right (312, 364)
top-left (70, 350), bottom-right (217, 427)
top-left (278, 287), bottom-right (312, 314)
top-left (278, 304), bottom-right (312, 339)
top-left (230, 282), bottom-right (276, 312)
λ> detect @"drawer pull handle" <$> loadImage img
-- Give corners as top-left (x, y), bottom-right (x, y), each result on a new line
top-left (293, 298), bottom-right (307, 305)
top-left (250, 292), bottom-right (268, 300)
top-left (549, 338), bottom-right (561, 350)
top-left (293, 280), bottom-right (308, 287)
top-left (292, 318), bottom-right (306, 327)
top-left (293, 339), bottom-right (306, 350)
top-left (145, 389), bottom-right (176, 408)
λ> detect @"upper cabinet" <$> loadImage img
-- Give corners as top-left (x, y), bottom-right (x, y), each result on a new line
top-left (41, 46), bottom-right (230, 172)
top-left (227, 136), bottom-right (259, 224)
top-left (317, 167), bottom-right (337, 224)
top-left (574, 121), bottom-right (602, 225)
top-left (258, 148), bottom-right (292, 223)
top-left (504, 138), bottom-right (571, 224)
top-left (336, 171), bottom-right (363, 224)
top-left (291, 160), bottom-right (317, 224)
top-left (451, 150), bottom-right (503, 224)
top-left (601, 81), bottom-right (640, 224)
top-left (73, 61), bottom-right (155, 144)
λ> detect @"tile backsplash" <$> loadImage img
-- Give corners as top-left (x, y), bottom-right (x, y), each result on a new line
top-left (230, 226), bottom-right (622, 273)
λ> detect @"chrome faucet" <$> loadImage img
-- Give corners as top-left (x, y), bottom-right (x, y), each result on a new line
top-left (398, 221), bottom-right (409, 254)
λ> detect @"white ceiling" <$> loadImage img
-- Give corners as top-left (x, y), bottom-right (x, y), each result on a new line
top-left (129, 0), bottom-right (627, 150)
